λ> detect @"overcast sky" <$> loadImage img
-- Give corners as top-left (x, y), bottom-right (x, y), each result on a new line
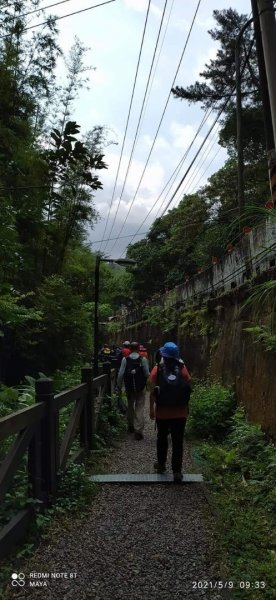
top-left (40, 0), bottom-right (252, 257)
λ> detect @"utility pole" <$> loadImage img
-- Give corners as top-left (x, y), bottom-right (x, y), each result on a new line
top-left (251, 0), bottom-right (274, 152)
top-left (257, 0), bottom-right (276, 204)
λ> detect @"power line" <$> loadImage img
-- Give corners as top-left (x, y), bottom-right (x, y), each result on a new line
top-left (134, 0), bottom-right (175, 142)
top-left (121, 107), bottom-right (212, 252)
top-left (2, 0), bottom-right (76, 20)
top-left (116, 12), bottom-right (256, 257)
top-left (102, 0), bottom-right (170, 252)
top-left (92, 207), bottom-right (239, 248)
top-left (158, 37), bottom-right (256, 220)
top-left (91, 231), bottom-right (149, 245)
top-left (0, 0), bottom-right (116, 39)
top-left (153, 110), bottom-right (213, 221)
top-left (99, 0), bottom-right (152, 252)
top-left (184, 142), bottom-right (222, 198)
top-left (159, 110), bottom-right (228, 218)
top-left (169, 125), bottom-right (221, 210)
top-left (107, 0), bottom-right (202, 255)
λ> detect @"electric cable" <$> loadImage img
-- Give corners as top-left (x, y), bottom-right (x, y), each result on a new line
top-left (122, 107), bottom-right (212, 252)
top-left (169, 125), bottom-right (221, 211)
top-left (1, 0), bottom-right (77, 20)
top-left (117, 16), bottom-right (256, 257)
top-left (106, 0), bottom-right (202, 255)
top-left (99, 0), bottom-right (152, 252)
top-left (92, 205), bottom-right (239, 250)
top-left (134, 0), bottom-right (175, 142)
top-left (0, 0), bottom-right (116, 39)
top-left (91, 231), bottom-right (149, 245)
top-left (153, 111), bottom-right (216, 220)
top-left (185, 145), bottom-right (222, 197)
top-left (158, 36), bottom-right (256, 220)
top-left (102, 0), bottom-right (169, 252)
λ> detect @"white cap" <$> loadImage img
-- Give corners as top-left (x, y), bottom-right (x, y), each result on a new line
top-left (123, 340), bottom-right (130, 346)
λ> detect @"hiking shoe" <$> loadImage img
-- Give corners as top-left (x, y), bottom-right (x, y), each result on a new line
top-left (154, 462), bottom-right (166, 474)
top-left (173, 473), bottom-right (183, 484)
top-left (127, 425), bottom-right (134, 433)
top-left (134, 432), bottom-right (144, 441)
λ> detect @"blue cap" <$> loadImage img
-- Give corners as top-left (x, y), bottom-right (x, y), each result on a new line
top-left (160, 342), bottom-right (179, 359)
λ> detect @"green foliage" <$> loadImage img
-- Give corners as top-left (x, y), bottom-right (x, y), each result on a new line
top-left (53, 364), bottom-right (82, 392)
top-left (243, 325), bottom-right (276, 352)
top-left (187, 382), bottom-right (235, 440)
top-left (179, 307), bottom-right (212, 336)
top-left (0, 293), bottom-right (42, 327)
top-left (0, 7), bottom-right (117, 383)
top-left (33, 275), bottom-right (92, 372)
top-left (55, 462), bottom-right (97, 513)
top-left (241, 277), bottom-right (276, 352)
top-left (196, 407), bottom-right (276, 598)
top-left (96, 393), bottom-right (127, 447)
top-left (143, 304), bottom-right (177, 334)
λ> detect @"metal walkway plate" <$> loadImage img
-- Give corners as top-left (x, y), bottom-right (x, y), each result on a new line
top-left (90, 473), bottom-right (203, 484)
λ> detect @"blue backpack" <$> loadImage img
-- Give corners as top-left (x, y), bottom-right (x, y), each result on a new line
top-left (156, 362), bottom-right (190, 407)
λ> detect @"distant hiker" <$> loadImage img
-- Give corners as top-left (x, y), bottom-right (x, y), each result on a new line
top-left (117, 341), bottom-right (149, 440)
top-left (110, 344), bottom-right (120, 357)
top-left (99, 343), bottom-right (111, 361)
top-left (139, 345), bottom-right (148, 359)
top-left (149, 342), bottom-right (191, 483)
top-left (121, 340), bottom-right (131, 358)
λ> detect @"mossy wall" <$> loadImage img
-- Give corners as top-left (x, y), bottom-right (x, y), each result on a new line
top-left (116, 288), bottom-right (276, 437)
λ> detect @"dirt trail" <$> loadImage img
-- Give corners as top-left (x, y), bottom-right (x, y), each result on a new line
top-left (5, 405), bottom-right (223, 600)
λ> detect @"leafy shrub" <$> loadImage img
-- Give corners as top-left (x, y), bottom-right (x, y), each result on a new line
top-left (97, 393), bottom-right (127, 446)
top-left (53, 364), bottom-right (82, 393)
top-left (187, 382), bottom-right (235, 440)
top-left (196, 407), bottom-right (276, 598)
top-left (55, 462), bottom-right (97, 513)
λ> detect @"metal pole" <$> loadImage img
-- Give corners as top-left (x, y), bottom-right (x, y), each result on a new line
top-left (257, 0), bottom-right (276, 204)
top-left (257, 0), bottom-right (276, 144)
top-left (93, 255), bottom-right (100, 376)
top-left (235, 19), bottom-right (253, 229)
top-left (235, 32), bottom-right (244, 227)
top-left (251, 0), bottom-right (274, 152)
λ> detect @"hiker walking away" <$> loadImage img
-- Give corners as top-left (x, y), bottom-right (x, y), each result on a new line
top-left (117, 341), bottom-right (149, 440)
top-left (121, 340), bottom-right (131, 358)
top-left (149, 342), bottom-right (191, 483)
top-left (99, 343), bottom-right (111, 361)
top-left (139, 345), bottom-right (148, 360)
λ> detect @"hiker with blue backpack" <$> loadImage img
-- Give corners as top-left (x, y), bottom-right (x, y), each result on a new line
top-left (149, 342), bottom-right (192, 483)
top-left (117, 341), bottom-right (150, 440)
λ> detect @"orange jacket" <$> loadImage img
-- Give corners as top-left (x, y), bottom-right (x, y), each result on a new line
top-left (148, 364), bottom-right (191, 419)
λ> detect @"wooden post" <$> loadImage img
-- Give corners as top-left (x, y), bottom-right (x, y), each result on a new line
top-left (35, 378), bottom-right (57, 507)
top-left (28, 421), bottom-right (43, 506)
top-left (81, 367), bottom-right (94, 451)
top-left (103, 362), bottom-right (111, 396)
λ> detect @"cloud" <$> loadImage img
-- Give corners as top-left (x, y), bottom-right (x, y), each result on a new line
top-left (90, 68), bottom-right (108, 87)
top-left (151, 3), bottom-right (162, 18)
top-left (141, 133), bottom-right (170, 152)
top-left (171, 18), bottom-right (190, 33)
top-left (97, 150), bottom-right (165, 207)
top-left (124, 0), bottom-right (162, 17)
top-left (170, 122), bottom-right (203, 151)
top-left (196, 16), bottom-right (215, 30)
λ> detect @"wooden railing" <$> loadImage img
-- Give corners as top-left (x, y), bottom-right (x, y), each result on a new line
top-left (0, 363), bottom-right (117, 559)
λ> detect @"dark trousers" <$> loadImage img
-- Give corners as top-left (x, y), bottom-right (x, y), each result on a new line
top-left (156, 418), bottom-right (186, 474)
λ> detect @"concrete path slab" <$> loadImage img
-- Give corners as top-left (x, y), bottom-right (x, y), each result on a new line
top-left (90, 473), bottom-right (203, 483)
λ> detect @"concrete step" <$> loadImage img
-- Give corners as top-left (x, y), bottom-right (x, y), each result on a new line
top-left (90, 473), bottom-right (203, 484)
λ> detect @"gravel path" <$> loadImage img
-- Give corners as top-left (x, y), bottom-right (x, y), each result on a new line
top-left (6, 399), bottom-right (223, 600)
